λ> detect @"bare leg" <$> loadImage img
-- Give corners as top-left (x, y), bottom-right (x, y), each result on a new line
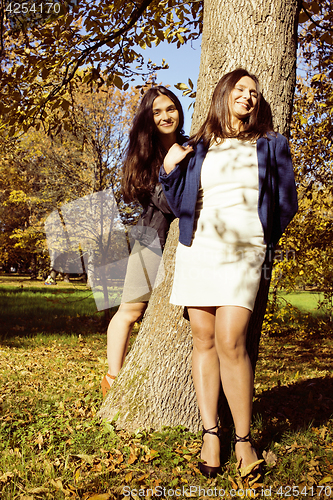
top-left (188, 306), bottom-right (221, 468)
top-left (106, 302), bottom-right (147, 384)
top-left (215, 306), bottom-right (258, 468)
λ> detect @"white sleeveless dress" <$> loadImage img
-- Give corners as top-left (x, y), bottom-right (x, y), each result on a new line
top-left (170, 138), bottom-right (266, 311)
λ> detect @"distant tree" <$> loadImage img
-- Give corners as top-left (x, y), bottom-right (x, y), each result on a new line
top-left (274, 0), bottom-right (333, 312)
top-left (0, 84), bottom-right (142, 275)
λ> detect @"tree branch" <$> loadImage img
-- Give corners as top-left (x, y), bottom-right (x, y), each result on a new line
top-left (42, 0), bottom-right (156, 109)
top-left (301, 1), bottom-right (333, 33)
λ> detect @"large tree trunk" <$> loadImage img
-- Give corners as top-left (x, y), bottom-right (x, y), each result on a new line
top-left (192, 0), bottom-right (300, 136)
top-left (99, 0), bottom-right (300, 432)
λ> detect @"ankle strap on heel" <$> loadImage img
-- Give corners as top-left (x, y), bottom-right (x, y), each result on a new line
top-left (234, 432), bottom-right (251, 444)
top-left (202, 425), bottom-right (221, 438)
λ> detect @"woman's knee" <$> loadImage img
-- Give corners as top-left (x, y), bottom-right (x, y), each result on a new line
top-left (216, 332), bottom-right (247, 362)
top-left (191, 324), bottom-right (216, 351)
top-left (117, 303), bottom-right (146, 324)
top-left (188, 307), bottom-right (216, 350)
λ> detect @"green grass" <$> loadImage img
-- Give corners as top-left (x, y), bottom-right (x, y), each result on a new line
top-left (0, 279), bottom-right (107, 337)
top-left (0, 333), bottom-right (332, 499)
top-left (0, 277), bottom-right (333, 498)
top-left (276, 291), bottom-right (326, 314)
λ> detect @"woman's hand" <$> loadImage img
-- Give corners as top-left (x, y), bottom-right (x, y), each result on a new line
top-left (163, 144), bottom-right (193, 174)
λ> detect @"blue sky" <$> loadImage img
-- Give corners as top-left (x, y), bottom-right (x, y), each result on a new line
top-left (138, 38), bottom-right (202, 135)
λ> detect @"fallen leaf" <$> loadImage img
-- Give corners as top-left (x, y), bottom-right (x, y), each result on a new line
top-left (50, 478), bottom-right (66, 492)
top-left (35, 431), bottom-right (44, 449)
top-left (142, 448), bottom-right (159, 462)
top-left (262, 449), bottom-right (277, 466)
top-left (239, 459), bottom-right (264, 478)
top-left (228, 474), bottom-right (238, 490)
top-left (115, 452), bottom-right (124, 464)
top-left (27, 487), bottom-right (50, 494)
top-left (125, 472), bottom-right (132, 483)
top-left (86, 494), bottom-right (111, 500)
top-left (137, 473), bottom-right (150, 482)
top-left (127, 446), bottom-right (138, 465)
top-left (0, 471), bottom-right (15, 483)
top-left (319, 476), bottom-right (332, 485)
top-left (73, 453), bottom-right (95, 465)
top-left (74, 469), bottom-right (81, 483)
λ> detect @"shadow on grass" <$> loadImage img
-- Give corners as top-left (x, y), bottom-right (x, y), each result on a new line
top-left (254, 376), bottom-right (333, 449)
top-left (0, 284), bottom-right (119, 341)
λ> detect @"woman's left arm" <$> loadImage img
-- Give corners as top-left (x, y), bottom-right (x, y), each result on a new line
top-left (274, 134), bottom-right (298, 241)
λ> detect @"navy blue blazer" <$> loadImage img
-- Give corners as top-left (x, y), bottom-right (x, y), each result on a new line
top-left (159, 133), bottom-right (298, 247)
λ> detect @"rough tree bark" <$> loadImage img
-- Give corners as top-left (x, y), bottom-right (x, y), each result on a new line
top-left (99, 0), bottom-right (301, 433)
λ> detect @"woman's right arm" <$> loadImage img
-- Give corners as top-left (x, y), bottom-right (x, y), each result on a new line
top-left (159, 143), bottom-right (194, 218)
top-left (163, 143), bottom-right (193, 174)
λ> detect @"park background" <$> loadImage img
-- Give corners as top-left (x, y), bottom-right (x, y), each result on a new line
top-left (1, 0), bottom-right (333, 498)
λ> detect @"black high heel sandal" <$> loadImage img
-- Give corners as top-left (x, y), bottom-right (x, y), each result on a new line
top-left (198, 425), bottom-right (222, 478)
top-left (234, 432), bottom-right (264, 481)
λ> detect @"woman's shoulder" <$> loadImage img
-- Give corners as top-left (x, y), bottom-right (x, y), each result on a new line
top-left (260, 131), bottom-right (288, 143)
top-left (257, 132), bottom-right (289, 152)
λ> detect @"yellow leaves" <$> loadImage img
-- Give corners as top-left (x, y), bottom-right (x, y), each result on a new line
top-left (175, 79), bottom-right (196, 101)
top-left (239, 459), bottom-right (264, 478)
top-left (74, 468), bottom-right (81, 484)
top-left (175, 83), bottom-right (189, 91)
top-left (141, 447), bottom-right (159, 462)
top-left (312, 73), bottom-right (325, 83)
top-left (27, 486), bottom-right (50, 494)
top-left (34, 431), bottom-right (44, 450)
top-left (319, 476), bottom-right (333, 485)
top-left (0, 471), bottom-right (15, 483)
top-left (127, 446), bottom-right (139, 465)
top-left (73, 453), bottom-right (95, 465)
top-left (86, 494), bottom-right (111, 500)
top-left (125, 471), bottom-right (133, 483)
top-left (4, 190), bottom-right (28, 205)
top-left (176, 33), bottom-right (185, 44)
top-left (138, 39), bottom-right (147, 50)
top-left (113, 450), bottom-right (124, 464)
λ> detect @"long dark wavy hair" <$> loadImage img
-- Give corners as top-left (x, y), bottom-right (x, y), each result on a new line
top-left (122, 86), bottom-right (185, 206)
top-left (191, 68), bottom-right (274, 147)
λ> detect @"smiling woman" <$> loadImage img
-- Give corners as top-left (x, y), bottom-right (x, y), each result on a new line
top-left (160, 68), bottom-right (298, 479)
top-left (152, 95), bottom-right (180, 142)
top-left (101, 86), bottom-right (186, 398)
top-left (228, 76), bottom-right (259, 127)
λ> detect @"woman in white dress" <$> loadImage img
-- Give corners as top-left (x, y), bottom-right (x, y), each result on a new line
top-left (160, 69), bottom-right (297, 477)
